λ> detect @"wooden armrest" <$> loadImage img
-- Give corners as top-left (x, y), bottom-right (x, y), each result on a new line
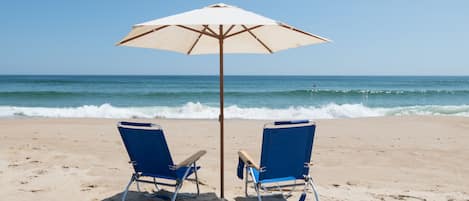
top-left (238, 150), bottom-right (260, 170)
top-left (172, 150), bottom-right (207, 170)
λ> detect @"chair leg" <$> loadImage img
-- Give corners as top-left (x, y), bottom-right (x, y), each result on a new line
top-left (171, 182), bottom-right (183, 201)
top-left (273, 181), bottom-right (294, 199)
top-left (248, 168), bottom-right (262, 201)
top-left (244, 167), bottom-right (249, 197)
top-left (287, 180), bottom-right (297, 197)
top-left (193, 162), bottom-right (200, 195)
top-left (171, 166), bottom-right (192, 201)
top-left (255, 183), bottom-right (262, 201)
top-left (153, 177), bottom-right (160, 191)
top-left (299, 179), bottom-right (309, 201)
top-left (308, 177), bottom-right (320, 201)
top-left (276, 182), bottom-right (286, 196)
top-left (136, 180), bottom-right (141, 192)
top-left (263, 185), bottom-right (269, 194)
top-left (122, 174), bottom-right (136, 201)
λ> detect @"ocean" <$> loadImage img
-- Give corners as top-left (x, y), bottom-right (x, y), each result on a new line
top-left (1, 75), bottom-right (469, 119)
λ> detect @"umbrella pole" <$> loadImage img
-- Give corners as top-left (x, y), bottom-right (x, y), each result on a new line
top-left (218, 25), bottom-right (225, 199)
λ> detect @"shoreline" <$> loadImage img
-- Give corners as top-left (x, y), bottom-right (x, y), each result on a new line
top-left (1, 116), bottom-right (468, 200)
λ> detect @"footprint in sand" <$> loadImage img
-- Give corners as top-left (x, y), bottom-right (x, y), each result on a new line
top-left (19, 188), bottom-right (45, 193)
top-left (30, 189), bottom-right (45, 193)
top-left (346, 181), bottom-right (358, 186)
top-left (389, 194), bottom-right (427, 201)
top-left (80, 184), bottom-right (98, 191)
top-left (27, 175), bottom-right (39, 179)
top-left (33, 169), bottom-right (47, 175)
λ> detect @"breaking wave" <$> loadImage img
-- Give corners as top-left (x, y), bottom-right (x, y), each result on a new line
top-left (1, 102), bottom-right (469, 119)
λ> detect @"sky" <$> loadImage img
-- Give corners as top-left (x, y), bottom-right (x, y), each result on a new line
top-left (1, 0), bottom-right (468, 75)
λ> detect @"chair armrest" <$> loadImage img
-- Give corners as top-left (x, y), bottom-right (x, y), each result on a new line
top-left (172, 150), bottom-right (207, 170)
top-left (238, 150), bottom-right (260, 170)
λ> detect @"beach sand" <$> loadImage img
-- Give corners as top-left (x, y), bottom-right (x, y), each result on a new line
top-left (0, 116), bottom-right (468, 201)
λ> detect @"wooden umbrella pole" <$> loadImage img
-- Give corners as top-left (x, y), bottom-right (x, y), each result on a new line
top-left (218, 25), bottom-right (225, 199)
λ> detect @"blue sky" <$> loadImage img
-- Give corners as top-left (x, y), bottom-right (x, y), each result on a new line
top-left (1, 0), bottom-right (468, 75)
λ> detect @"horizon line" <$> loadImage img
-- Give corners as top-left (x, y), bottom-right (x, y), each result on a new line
top-left (1, 74), bottom-right (469, 77)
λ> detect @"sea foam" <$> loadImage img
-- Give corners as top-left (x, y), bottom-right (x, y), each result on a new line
top-left (1, 102), bottom-right (469, 119)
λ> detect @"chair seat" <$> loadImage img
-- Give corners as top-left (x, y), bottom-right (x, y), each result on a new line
top-left (141, 166), bottom-right (200, 180)
top-left (250, 167), bottom-right (297, 184)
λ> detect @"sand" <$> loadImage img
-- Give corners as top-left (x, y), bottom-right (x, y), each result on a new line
top-left (0, 116), bottom-right (468, 201)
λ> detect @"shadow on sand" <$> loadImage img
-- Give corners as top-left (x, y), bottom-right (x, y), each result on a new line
top-left (234, 194), bottom-right (287, 201)
top-left (102, 190), bottom-right (220, 201)
top-left (102, 190), bottom-right (287, 201)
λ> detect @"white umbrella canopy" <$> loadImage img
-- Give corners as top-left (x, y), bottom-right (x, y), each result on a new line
top-left (118, 3), bottom-right (329, 54)
top-left (117, 3), bottom-right (329, 199)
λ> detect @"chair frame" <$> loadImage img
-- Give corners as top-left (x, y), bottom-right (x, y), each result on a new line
top-left (239, 121), bottom-right (321, 201)
top-left (118, 122), bottom-right (204, 201)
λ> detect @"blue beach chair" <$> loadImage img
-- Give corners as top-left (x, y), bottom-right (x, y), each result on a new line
top-left (237, 120), bottom-right (320, 201)
top-left (117, 121), bottom-right (206, 201)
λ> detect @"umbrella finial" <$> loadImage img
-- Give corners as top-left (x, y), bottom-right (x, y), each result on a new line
top-left (207, 3), bottom-right (234, 8)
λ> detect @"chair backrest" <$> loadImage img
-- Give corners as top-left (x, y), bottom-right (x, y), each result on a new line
top-left (117, 121), bottom-right (176, 178)
top-left (259, 120), bottom-right (316, 181)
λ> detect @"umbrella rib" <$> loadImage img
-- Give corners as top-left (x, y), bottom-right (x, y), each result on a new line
top-left (118, 25), bottom-right (169, 45)
top-left (225, 25), bottom-right (263, 38)
top-left (203, 25), bottom-right (218, 36)
top-left (223, 25), bottom-right (236, 37)
top-left (241, 25), bottom-right (273, 54)
top-left (280, 24), bottom-right (330, 42)
top-left (187, 27), bottom-right (207, 55)
top-left (177, 25), bottom-right (218, 39)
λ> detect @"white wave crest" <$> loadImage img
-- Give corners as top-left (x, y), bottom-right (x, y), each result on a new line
top-left (1, 102), bottom-right (469, 119)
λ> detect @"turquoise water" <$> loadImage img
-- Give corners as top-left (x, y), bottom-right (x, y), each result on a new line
top-left (1, 75), bottom-right (469, 119)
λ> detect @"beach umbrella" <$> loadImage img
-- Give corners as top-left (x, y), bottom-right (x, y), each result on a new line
top-left (117, 3), bottom-right (329, 198)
